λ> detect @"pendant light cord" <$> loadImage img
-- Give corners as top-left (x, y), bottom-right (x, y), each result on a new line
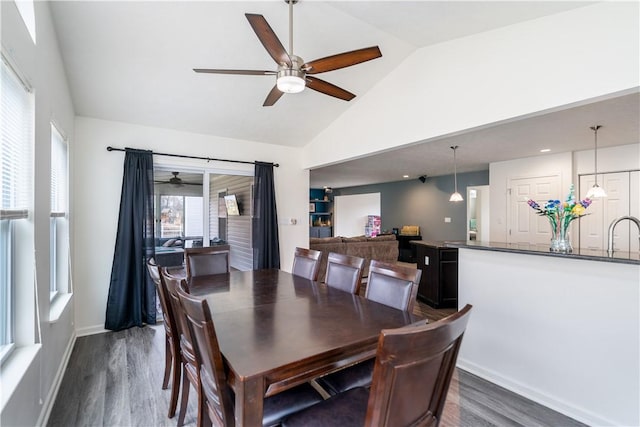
top-left (591, 125), bottom-right (601, 186)
top-left (452, 146), bottom-right (459, 193)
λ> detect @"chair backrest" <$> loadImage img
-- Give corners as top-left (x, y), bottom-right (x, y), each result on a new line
top-left (147, 258), bottom-right (176, 334)
top-left (365, 260), bottom-right (421, 312)
top-left (324, 252), bottom-right (365, 294)
top-left (161, 269), bottom-right (199, 374)
top-left (184, 247), bottom-right (230, 278)
top-left (292, 247), bottom-right (322, 281)
top-left (364, 304), bottom-right (473, 427)
top-left (177, 286), bottom-right (235, 426)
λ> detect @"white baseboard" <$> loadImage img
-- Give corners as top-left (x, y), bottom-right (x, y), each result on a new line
top-left (75, 324), bottom-right (109, 337)
top-left (37, 330), bottom-right (77, 427)
top-left (457, 358), bottom-right (615, 427)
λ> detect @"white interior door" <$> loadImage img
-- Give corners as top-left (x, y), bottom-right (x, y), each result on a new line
top-left (579, 174), bottom-right (605, 249)
top-left (508, 175), bottom-right (560, 245)
top-left (580, 172), bottom-right (636, 251)
top-left (604, 172), bottom-right (631, 251)
top-left (630, 171), bottom-right (640, 253)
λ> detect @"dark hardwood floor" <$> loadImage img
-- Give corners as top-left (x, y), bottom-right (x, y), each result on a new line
top-left (48, 297), bottom-right (586, 427)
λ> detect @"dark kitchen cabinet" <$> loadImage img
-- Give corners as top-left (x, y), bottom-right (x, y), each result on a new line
top-left (412, 241), bottom-right (458, 309)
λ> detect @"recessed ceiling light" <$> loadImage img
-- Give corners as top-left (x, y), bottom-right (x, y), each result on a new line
top-left (540, 148), bottom-right (551, 153)
top-left (403, 175), bottom-right (409, 178)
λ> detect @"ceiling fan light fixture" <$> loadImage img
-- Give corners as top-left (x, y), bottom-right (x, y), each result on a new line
top-left (277, 69), bottom-right (305, 93)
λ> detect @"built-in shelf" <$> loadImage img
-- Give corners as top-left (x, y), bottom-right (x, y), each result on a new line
top-left (310, 188), bottom-right (333, 237)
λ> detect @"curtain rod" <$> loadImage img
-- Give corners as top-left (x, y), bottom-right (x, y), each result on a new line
top-left (106, 146), bottom-right (279, 167)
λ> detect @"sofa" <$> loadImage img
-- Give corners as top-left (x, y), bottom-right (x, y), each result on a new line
top-left (309, 234), bottom-right (399, 282)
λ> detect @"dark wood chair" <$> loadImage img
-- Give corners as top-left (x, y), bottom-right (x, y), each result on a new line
top-left (184, 247), bottom-right (230, 279)
top-left (365, 260), bottom-right (421, 312)
top-left (324, 252), bottom-right (365, 294)
top-left (146, 258), bottom-right (181, 418)
top-left (161, 269), bottom-right (205, 427)
top-left (283, 305), bottom-right (473, 427)
top-left (317, 260), bottom-right (423, 396)
top-left (176, 286), bottom-right (324, 427)
top-left (292, 247), bottom-right (322, 281)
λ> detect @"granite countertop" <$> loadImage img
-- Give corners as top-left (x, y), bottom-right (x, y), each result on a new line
top-left (444, 241), bottom-right (640, 265)
top-left (410, 240), bottom-right (458, 248)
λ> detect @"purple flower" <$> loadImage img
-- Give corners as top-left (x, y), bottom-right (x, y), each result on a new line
top-left (527, 199), bottom-right (540, 209)
top-left (580, 198), bottom-right (592, 208)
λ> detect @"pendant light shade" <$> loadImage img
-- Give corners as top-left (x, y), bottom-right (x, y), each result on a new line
top-left (585, 125), bottom-right (607, 199)
top-left (449, 146), bottom-right (464, 202)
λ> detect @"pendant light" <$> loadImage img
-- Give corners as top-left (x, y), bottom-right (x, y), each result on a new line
top-left (585, 125), bottom-right (607, 199)
top-left (449, 146), bottom-right (463, 202)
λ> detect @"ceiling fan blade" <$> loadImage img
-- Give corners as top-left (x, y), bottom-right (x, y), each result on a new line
top-left (304, 46), bottom-right (382, 74)
top-left (193, 69), bottom-right (276, 76)
top-left (306, 76), bottom-right (355, 101)
top-left (245, 14), bottom-right (291, 67)
top-left (263, 85), bottom-right (284, 107)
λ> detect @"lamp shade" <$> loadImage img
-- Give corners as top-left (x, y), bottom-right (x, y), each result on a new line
top-left (449, 192), bottom-right (464, 202)
top-left (586, 183), bottom-right (607, 199)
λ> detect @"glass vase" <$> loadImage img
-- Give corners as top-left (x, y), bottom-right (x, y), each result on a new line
top-left (549, 218), bottom-right (573, 254)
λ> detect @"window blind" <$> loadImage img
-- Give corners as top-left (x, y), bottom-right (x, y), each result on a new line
top-left (1, 57), bottom-right (33, 217)
top-left (50, 124), bottom-right (67, 214)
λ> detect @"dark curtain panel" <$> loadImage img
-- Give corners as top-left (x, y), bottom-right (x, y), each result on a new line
top-left (105, 149), bottom-right (156, 331)
top-left (253, 162), bottom-right (280, 269)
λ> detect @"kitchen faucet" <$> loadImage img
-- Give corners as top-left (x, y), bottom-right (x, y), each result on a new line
top-left (607, 216), bottom-right (640, 255)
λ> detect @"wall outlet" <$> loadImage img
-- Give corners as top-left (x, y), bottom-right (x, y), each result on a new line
top-left (424, 256), bottom-right (429, 265)
top-left (445, 217), bottom-right (451, 223)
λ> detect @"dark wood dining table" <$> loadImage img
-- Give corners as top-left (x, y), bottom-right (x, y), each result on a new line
top-left (188, 268), bottom-right (423, 427)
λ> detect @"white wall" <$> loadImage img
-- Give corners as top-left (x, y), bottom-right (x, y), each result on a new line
top-left (457, 248), bottom-right (640, 426)
top-left (72, 117), bottom-right (308, 334)
top-left (303, 2), bottom-right (639, 169)
top-left (334, 193), bottom-right (380, 237)
top-left (0, 1), bottom-right (76, 426)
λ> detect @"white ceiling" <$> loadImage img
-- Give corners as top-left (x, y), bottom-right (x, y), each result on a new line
top-left (49, 1), bottom-right (638, 188)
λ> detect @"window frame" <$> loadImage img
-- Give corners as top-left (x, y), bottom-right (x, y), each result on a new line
top-left (50, 123), bottom-right (68, 300)
top-left (1, 53), bottom-right (34, 361)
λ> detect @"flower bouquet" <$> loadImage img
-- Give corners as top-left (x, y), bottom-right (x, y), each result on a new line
top-left (526, 185), bottom-right (592, 253)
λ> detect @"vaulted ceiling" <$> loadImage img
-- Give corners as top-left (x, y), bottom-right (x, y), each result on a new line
top-left (49, 1), bottom-right (638, 188)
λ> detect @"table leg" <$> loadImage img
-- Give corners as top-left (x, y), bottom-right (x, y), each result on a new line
top-left (235, 376), bottom-right (264, 427)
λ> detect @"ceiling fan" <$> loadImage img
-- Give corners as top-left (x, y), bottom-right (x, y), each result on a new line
top-left (154, 172), bottom-right (201, 186)
top-left (193, 0), bottom-right (382, 106)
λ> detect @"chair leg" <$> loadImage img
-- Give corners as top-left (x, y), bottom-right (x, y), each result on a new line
top-left (196, 379), bottom-right (206, 427)
top-left (162, 336), bottom-right (171, 390)
top-left (177, 364), bottom-right (190, 427)
top-left (167, 347), bottom-right (181, 418)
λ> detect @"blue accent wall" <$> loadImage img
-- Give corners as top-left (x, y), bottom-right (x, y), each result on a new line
top-left (332, 170), bottom-right (489, 241)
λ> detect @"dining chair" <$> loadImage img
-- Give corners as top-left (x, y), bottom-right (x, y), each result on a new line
top-left (324, 252), bottom-right (365, 294)
top-left (316, 260), bottom-right (422, 396)
top-left (176, 286), bottom-right (324, 427)
top-left (184, 247), bottom-right (230, 279)
top-left (283, 305), bottom-right (473, 427)
top-left (291, 247), bottom-right (322, 281)
top-left (147, 258), bottom-right (181, 418)
top-left (161, 269), bottom-right (206, 427)
top-left (365, 260), bottom-right (421, 312)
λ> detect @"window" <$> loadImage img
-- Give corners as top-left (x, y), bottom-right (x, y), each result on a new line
top-left (50, 124), bottom-right (68, 299)
top-left (159, 195), bottom-right (203, 238)
top-left (1, 56), bottom-right (33, 360)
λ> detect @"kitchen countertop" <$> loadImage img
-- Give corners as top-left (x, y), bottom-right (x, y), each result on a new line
top-left (443, 240), bottom-right (640, 265)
